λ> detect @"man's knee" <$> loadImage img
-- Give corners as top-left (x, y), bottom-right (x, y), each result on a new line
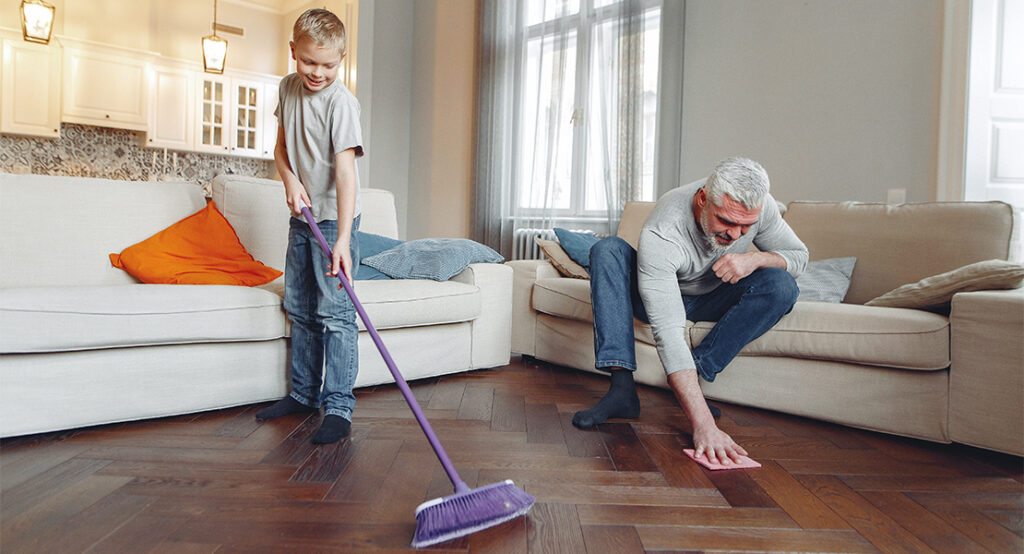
top-left (590, 236), bottom-right (632, 266)
top-left (755, 267), bottom-right (799, 309)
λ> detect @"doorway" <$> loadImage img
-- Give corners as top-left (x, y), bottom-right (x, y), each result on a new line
top-left (964, 0), bottom-right (1024, 260)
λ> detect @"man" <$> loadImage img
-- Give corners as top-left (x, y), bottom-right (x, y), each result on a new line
top-left (572, 157), bottom-right (808, 465)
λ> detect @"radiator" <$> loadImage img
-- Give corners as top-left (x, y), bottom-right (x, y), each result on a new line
top-left (512, 228), bottom-right (556, 260)
top-left (512, 227), bottom-right (600, 260)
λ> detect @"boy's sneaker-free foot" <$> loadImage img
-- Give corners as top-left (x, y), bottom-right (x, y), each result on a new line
top-left (312, 415), bottom-right (351, 444)
top-left (255, 396), bottom-right (316, 421)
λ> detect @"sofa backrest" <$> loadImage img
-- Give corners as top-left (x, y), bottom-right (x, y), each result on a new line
top-left (0, 173), bottom-right (207, 288)
top-left (212, 175), bottom-right (399, 273)
top-left (784, 201), bottom-right (1014, 304)
top-left (616, 201), bottom-right (656, 248)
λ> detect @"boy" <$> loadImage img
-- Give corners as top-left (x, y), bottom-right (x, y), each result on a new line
top-left (255, 8), bottom-right (363, 445)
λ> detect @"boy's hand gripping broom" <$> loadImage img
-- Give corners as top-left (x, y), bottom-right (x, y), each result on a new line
top-left (298, 204), bottom-right (535, 548)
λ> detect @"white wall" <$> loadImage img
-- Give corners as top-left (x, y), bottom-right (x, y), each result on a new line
top-left (1, 0), bottom-right (285, 75)
top-left (357, 0), bottom-right (476, 240)
top-left (678, 0), bottom-right (943, 204)
top-left (407, 0), bottom-right (476, 240)
top-left (358, 0), bottom-right (414, 239)
top-left (148, 0), bottom-right (286, 75)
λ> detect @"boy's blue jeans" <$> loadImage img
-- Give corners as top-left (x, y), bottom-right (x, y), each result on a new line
top-left (590, 236), bottom-right (798, 382)
top-left (284, 215), bottom-right (361, 420)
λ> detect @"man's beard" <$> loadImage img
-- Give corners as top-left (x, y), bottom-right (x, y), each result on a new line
top-left (700, 208), bottom-right (731, 256)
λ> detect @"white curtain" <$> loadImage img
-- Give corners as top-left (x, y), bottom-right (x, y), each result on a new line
top-left (475, 0), bottom-right (675, 259)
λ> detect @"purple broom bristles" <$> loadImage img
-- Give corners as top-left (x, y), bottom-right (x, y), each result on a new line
top-left (412, 480), bottom-right (535, 548)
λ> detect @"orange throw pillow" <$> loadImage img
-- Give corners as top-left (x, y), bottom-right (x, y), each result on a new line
top-left (110, 202), bottom-right (282, 286)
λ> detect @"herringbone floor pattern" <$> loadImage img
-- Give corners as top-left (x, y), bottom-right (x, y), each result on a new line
top-left (2, 356), bottom-right (1022, 552)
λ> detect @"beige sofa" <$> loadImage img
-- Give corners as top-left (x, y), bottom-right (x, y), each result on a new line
top-left (0, 173), bottom-right (511, 437)
top-left (510, 200), bottom-right (1023, 456)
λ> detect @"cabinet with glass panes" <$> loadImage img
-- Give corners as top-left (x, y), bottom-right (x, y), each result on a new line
top-left (195, 75), bottom-right (267, 157)
top-left (196, 75), bottom-right (229, 153)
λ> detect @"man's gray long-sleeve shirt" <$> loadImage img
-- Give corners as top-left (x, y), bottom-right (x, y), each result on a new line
top-left (636, 180), bottom-right (808, 375)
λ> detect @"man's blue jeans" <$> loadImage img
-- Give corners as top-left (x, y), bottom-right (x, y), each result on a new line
top-left (284, 215), bottom-right (361, 420)
top-left (590, 236), bottom-right (798, 382)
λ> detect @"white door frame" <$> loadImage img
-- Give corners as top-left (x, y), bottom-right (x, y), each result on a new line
top-left (939, 0), bottom-right (1023, 260)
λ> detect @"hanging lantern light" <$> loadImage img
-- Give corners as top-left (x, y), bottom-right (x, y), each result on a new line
top-left (202, 0), bottom-right (227, 74)
top-left (21, 0), bottom-right (56, 45)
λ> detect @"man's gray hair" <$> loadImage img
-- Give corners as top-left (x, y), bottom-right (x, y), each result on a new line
top-left (704, 157), bottom-right (770, 209)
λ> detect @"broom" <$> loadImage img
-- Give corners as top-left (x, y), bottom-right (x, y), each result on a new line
top-left (297, 203), bottom-right (535, 548)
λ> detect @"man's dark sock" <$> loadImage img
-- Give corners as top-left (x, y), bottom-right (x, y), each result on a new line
top-left (255, 396), bottom-right (316, 421)
top-left (312, 415), bottom-right (351, 444)
top-left (572, 369), bottom-right (640, 429)
top-left (706, 400), bottom-right (722, 419)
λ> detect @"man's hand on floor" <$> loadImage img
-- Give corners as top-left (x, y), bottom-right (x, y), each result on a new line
top-left (692, 422), bottom-right (748, 465)
top-left (667, 369), bottom-right (749, 465)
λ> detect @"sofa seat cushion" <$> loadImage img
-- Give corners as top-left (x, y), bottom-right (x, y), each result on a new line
top-left (534, 277), bottom-right (593, 321)
top-left (346, 279), bottom-right (482, 331)
top-left (257, 277), bottom-right (481, 333)
top-left (1, 285), bottom-right (286, 354)
top-left (533, 277), bottom-right (658, 344)
top-left (690, 302), bottom-right (950, 371)
top-left (534, 277), bottom-right (949, 371)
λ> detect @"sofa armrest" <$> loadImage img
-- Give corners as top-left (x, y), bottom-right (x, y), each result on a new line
top-left (949, 288), bottom-right (1024, 456)
top-left (450, 263), bottom-right (513, 368)
top-left (506, 260), bottom-right (560, 355)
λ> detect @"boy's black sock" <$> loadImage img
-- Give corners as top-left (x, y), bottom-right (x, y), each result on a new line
top-left (312, 415), bottom-right (351, 444)
top-left (255, 396), bottom-right (316, 421)
top-left (572, 369), bottom-right (640, 429)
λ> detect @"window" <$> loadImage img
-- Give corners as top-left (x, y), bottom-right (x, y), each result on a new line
top-left (516, 0), bottom-right (661, 218)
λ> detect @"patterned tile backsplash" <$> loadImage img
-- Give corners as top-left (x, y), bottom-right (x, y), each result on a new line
top-left (0, 123), bottom-right (276, 196)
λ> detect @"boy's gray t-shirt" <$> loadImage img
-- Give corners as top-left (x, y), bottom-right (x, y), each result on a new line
top-left (277, 74), bottom-right (363, 222)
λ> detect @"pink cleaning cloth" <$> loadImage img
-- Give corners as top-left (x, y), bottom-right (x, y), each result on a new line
top-left (683, 448), bottom-right (761, 470)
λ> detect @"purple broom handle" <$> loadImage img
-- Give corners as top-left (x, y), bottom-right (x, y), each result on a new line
top-left (299, 205), bottom-right (469, 493)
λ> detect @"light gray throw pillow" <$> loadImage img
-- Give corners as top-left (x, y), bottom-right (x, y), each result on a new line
top-left (796, 257), bottom-right (857, 303)
top-left (865, 259), bottom-right (1024, 309)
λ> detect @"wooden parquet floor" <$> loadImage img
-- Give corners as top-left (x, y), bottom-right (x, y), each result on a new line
top-left (2, 356), bottom-right (1022, 553)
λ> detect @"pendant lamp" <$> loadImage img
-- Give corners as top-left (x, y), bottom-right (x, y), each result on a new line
top-left (202, 0), bottom-right (227, 74)
top-left (21, 0), bottom-right (56, 44)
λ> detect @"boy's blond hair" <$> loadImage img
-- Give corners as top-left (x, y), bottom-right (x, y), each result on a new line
top-left (293, 8), bottom-right (346, 55)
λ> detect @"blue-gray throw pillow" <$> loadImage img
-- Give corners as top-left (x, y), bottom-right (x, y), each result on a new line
top-left (362, 238), bottom-right (504, 281)
top-left (355, 231), bottom-right (402, 280)
top-left (553, 228), bottom-right (600, 272)
top-left (358, 231), bottom-right (403, 257)
top-left (356, 265), bottom-right (393, 280)
top-left (796, 257), bottom-right (857, 303)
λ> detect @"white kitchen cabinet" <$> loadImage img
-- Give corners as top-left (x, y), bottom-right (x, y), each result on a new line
top-left (231, 78), bottom-right (264, 158)
top-left (195, 75), bottom-right (275, 157)
top-left (196, 74), bottom-right (231, 154)
top-left (0, 39), bottom-right (61, 138)
top-left (145, 65), bottom-right (194, 150)
top-left (62, 46), bottom-right (149, 131)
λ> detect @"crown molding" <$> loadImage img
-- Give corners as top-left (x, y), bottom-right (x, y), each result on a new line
top-left (219, 0), bottom-right (288, 15)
